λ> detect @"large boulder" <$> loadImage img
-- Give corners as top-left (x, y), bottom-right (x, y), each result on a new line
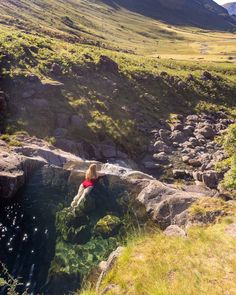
top-left (136, 180), bottom-right (205, 229)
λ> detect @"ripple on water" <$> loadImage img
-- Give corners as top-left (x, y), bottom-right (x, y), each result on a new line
top-left (0, 169), bottom-right (65, 295)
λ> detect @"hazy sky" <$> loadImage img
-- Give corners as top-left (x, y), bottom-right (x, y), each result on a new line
top-left (214, 0), bottom-right (232, 4)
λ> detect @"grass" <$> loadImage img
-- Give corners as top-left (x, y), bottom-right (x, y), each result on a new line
top-left (83, 218), bottom-right (236, 295)
top-left (216, 123), bottom-right (236, 197)
top-left (79, 198), bottom-right (236, 295)
top-left (0, 0), bottom-right (235, 157)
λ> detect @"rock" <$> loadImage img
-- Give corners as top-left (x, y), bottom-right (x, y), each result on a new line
top-left (0, 136), bottom-right (83, 198)
top-left (196, 125), bottom-right (215, 140)
top-left (173, 169), bottom-right (192, 179)
top-left (188, 137), bottom-right (199, 146)
top-left (177, 80), bottom-right (186, 89)
top-left (96, 247), bottom-right (124, 293)
top-left (186, 115), bottom-right (199, 124)
top-left (225, 223), bottom-right (236, 237)
top-left (98, 55), bottom-right (119, 73)
top-left (202, 71), bottom-right (212, 80)
top-left (136, 180), bottom-right (204, 229)
top-left (188, 158), bottom-right (202, 167)
top-left (187, 74), bottom-right (194, 82)
top-left (164, 225), bottom-right (186, 237)
top-left (159, 129), bottom-right (171, 143)
top-left (171, 123), bottom-right (183, 132)
top-left (94, 215), bottom-right (122, 238)
top-left (183, 125), bottom-right (194, 136)
top-left (153, 152), bottom-right (170, 164)
top-left (153, 140), bottom-right (171, 153)
top-left (170, 130), bottom-right (186, 143)
top-left (50, 63), bottom-right (62, 75)
top-left (182, 155), bottom-right (191, 163)
top-left (193, 171), bottom-right (203, 182)
top-left (202, 170), bottom-right (219, 189)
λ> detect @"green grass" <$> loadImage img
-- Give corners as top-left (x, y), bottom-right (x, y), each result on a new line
top-left (216, 123), bottom-right (236, 197)
top-left (0, 0), bottom-right (236, 157)
top-left (82, 219), bottom-right (236, 295)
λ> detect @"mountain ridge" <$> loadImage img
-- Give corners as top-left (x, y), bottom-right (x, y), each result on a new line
top-left (101, 0), bottom-right (235, 30)
top-left (223, 2), bottom-right (236, 15)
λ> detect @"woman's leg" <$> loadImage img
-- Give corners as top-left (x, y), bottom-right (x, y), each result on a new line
top-left (75, 186), bottom-right (93, 208)
top-left (71, 184), bottom-right (84, 208)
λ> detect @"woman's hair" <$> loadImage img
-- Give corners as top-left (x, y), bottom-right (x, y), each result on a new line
top-left (85, 164), bottom-right (97, 180)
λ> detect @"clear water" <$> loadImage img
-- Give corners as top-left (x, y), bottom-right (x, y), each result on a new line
top-left (0, 169), bottom-right (68, 294)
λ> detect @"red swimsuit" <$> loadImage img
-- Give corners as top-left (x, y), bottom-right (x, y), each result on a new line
top-left (82, 178), bottom-right (97, 188)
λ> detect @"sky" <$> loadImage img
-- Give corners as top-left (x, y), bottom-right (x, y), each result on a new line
top-left (214, 0), bottom-right (232, 4)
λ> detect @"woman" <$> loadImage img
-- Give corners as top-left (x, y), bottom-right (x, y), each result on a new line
top-left (70, 163), bottom-right (100, 212)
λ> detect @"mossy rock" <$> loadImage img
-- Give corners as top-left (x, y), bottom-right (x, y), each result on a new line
top-left (94, 215), bottom-right (122, 238)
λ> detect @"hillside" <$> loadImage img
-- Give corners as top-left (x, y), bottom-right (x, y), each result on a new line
top-left (224, 2), bottom-right (236, 15)
top-left (103, 0), bottom-right (236, 30)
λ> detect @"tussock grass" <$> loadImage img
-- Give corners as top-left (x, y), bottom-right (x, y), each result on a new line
top-left (94, 219), bottom-right (236, 295)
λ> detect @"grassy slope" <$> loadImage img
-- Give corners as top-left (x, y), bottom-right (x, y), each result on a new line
top-left (0, 0), bottom-right (236, 58)
top-left (81, 199), bottom-right (236, 295)
top-left (0, 2), bottom-right (236, 156)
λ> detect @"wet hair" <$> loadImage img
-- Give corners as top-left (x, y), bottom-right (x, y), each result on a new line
top-left (85, 164), bottom-right (97, 180)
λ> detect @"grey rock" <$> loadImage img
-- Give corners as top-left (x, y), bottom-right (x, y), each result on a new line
top-left (96, 247), bottom-right (124, 292)
top-left (196, 125), bottom-right (215, 140)
top-left (159, 129), bottom-right (171, 143)
top-left (164, 225), bottom-right (186, 237)
top-left (173, 169), bottom-right (192, 179)
top-left (153, 152), bottom-right (170, 164)
top-left (136, 180), bottom-right (204, 229)
top-left (170, 130), bottom-right (186, 143)
top-left (202, 170), bottom-right (219, 189)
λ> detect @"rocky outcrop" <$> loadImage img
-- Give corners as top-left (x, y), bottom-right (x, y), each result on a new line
top-left (0, 136), bottom-right (82, 198)
top-left (135, 180), bottom-right (205, 229)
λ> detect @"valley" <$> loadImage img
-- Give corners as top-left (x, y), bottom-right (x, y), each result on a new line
top-left (0, 0), bottom-right (236, 294)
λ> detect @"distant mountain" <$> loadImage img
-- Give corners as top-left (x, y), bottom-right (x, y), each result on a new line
top-left (103, 0), bottom-right (236, 30)
top-left (223, 2), bottom-right (236, 15)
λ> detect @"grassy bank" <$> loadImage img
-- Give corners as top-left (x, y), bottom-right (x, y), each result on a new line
top-left (80, 214), bottom-right (236, 294)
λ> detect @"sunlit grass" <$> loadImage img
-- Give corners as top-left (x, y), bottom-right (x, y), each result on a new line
top-left (95, 219), bottom-right (236, 295)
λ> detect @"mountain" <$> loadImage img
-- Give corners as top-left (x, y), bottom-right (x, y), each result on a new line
top-left (102, 0), bottom-right (235, 30)
top-left (0, 0), bottom-right (235, 42)
top-left (223, 2), bottom-right (236, 15)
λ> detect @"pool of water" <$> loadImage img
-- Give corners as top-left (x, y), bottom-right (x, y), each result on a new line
top-left (0, 169), bottom-right (68, 294)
